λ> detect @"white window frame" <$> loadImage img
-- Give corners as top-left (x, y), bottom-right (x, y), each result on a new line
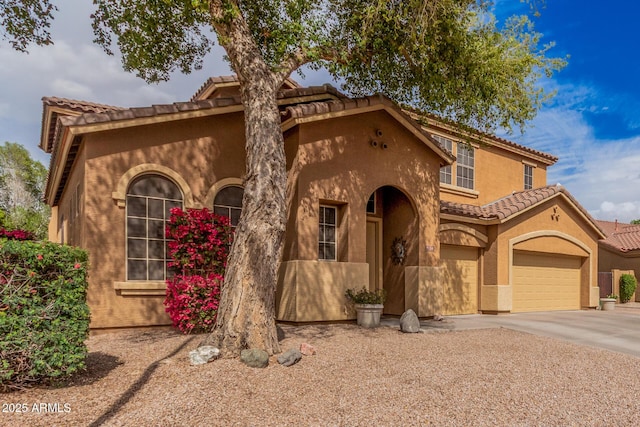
top-left (433, 134), bottom-right (453, 185)
top-left (524, 164), bottom-right (533, 190)
top-left (318, 205), bottom-right (337, 261)
top-left (456, 142), bottom-right (475, 190)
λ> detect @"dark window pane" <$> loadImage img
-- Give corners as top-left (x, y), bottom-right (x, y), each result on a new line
top-left (128, 238), bottom-right (146, 258)
top-left (366, 193), bottom-right (375, 214)
top-left (231, 208), bottom-right (241, 226)
top-left (128, 218), bottom-right (146, 238)
top-left (128, 260), bottom-right (147, 280)
top-left (148, 240), bottom-right (165, 259)
top-left (148, 199), bottom-right (164, 219)
top-left (127, 196), bottom-right (147, 217)
top-left (318, 243), bottom-right (325, 260)
top-left (214, 186), bottom-right (244, 207)
top-left (324, 207), bottom-right (336, 224)
top-left (148, 220), bottom-right (165, 239)
top-left (129, 175), bottom-right (182, 199)
top-left (325, 226), bottom-right (335, 242)
top-left (149, 261), bottom-right (165, 281)
top-left (214, 206), bottom-right (230, 219)
top-left (318, 226), bottom-right (324, 242)
top-left (325, 243), bottom-right (335, 260)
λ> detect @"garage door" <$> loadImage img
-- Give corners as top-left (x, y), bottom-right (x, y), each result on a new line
top-left (440, 245), bottom-right (478, 315)
top-left (512, 252), bottom-right (581, 312)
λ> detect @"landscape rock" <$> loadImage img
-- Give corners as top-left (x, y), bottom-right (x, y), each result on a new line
top-left (300, 343), bottom-right (316, 356)
top-left (189, 346), bottom-right (220, 365)
top-left (277, 349), bottom-right (302, 367)
top-left (240, 348), bottom-right (269, 368)
top-left (433, 314), bottom-right (444, 321)
top-left (400, 309), bottom-right (421, 333)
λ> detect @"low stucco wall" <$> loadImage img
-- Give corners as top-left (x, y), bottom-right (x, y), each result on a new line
top-left (276, 260), bottom-right (369, 322)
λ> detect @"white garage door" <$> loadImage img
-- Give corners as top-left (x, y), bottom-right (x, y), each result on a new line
top-left (440, 245), bottom-right (479, 315)
top-left (512, 252), bottom-right (581, 312)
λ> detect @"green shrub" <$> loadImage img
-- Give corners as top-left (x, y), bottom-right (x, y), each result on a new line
top-left (619, 274), bottom-right (638, 303)
top-left (345, 287), bottom-right (386, 305)
top-left (0, 239), bottom-right (90, 391)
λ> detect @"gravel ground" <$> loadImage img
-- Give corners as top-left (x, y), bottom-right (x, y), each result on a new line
top-left (2, 324), bottom-right (640, 426)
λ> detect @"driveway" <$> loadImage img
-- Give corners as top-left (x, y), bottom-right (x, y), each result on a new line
top-left (417, 304), bottom-right (640, 358)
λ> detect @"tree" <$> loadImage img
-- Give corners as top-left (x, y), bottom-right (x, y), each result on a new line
top-left (631, 219), bottom-right (640, 225)
top-left (2, 0), bottom-right (565, 356)
top-left (0, 142), bottom-right (50, 240)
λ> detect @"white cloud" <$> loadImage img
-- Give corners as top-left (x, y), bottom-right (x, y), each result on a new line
top-left (502, 79), bottom-right (640, 223)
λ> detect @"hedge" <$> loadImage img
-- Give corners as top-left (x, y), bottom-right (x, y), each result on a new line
top-left (619, 273), bottom-right (638, 304)
top-left (0, 239), bottom-right (90, 391)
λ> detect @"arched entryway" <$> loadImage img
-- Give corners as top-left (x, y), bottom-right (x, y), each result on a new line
top-left (365, 186), bottom-right (418, 315)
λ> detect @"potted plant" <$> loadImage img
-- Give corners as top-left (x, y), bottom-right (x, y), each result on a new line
top-left (600, 294), bottom-right (618, 311)
top-left (345, 287), bottom-right (386, 328)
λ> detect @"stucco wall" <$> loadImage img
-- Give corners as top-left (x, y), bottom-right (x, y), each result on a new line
top-left (483, 195), bottom-right (601, 310)
top-left (82, 113), bottom-right (247, 328)
top-left (435, 134), bottom-right (549, 206)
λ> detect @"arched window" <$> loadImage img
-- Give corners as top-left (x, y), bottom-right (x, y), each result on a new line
top-left (213, 185), bottom-right (244, 229)
top-left (126, 174), bottom-right (183, 281)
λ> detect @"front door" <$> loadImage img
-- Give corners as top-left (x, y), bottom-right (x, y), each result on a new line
top-left (366, 218), bottom-right (382, 291)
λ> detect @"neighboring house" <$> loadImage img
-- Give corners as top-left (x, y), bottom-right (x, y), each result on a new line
top-left (39, 76), bottom-right (605, 329)
top-left (597, 220), bottom-right (640, 296)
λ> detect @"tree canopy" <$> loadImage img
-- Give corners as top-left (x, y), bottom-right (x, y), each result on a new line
top-left (0, 142), bottom-right (50, 239)
top-left (87, 0), bottom-right (564, 134)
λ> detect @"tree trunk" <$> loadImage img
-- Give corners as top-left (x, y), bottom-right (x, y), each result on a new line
top-left (203, 74), bottom-right (286, 357)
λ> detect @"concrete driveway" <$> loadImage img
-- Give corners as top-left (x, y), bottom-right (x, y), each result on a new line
top-left (420, 304), bottom-right (640, 358)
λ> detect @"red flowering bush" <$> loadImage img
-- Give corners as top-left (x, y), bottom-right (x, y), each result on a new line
top-left (164, 208), bottom-right (232, 333)
top-left (0, 227), bottom-right (35, 241)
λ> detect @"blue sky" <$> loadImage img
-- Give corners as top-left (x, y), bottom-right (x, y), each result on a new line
top-left (1, 0), bottom-right (639, 222)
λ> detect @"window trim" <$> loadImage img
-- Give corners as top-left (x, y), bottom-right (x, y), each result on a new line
top-left (125, 174), bottom-right (183, 282)
top-left (523, 163), bottom-right (534, 190)
top-left (455, 142), bottom-right (475, 190)
top-left (318, 205), bottom-right (338, 261)
top-left (213, 184), bottom-right (244, 230)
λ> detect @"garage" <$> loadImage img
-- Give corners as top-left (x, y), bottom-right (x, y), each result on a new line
top-left (512, 251), bottom-right (582, 312)
top-left (440, 245), bottom-right (479, 315)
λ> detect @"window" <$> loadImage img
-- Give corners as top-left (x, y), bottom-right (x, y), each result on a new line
top-left (126, 175), bottom-right (183, 281)
top-left (213, 185), bottom-right (244, 230)
top-left (524, 164), bottom-right (533, 190)
top-left (456, 143), bottom-right (474, 190)
top-left (433, 135), bottom-right (453, 185)
top-left (366, 192), bottom-right (376, 214)
top-left (318, 205), bottom-right (337, 261)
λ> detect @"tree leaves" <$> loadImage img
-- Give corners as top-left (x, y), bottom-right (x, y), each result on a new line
top-left (0, 0), bottom-right (57, 52)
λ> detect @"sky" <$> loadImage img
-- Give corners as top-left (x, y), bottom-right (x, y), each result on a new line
top-left (1, 0), bottom-right (639, 222)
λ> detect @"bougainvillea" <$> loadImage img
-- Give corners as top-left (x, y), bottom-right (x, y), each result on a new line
top-left (0, 227), bottom-right (35, 241)
top-left (164, 207), bottom-right (232, 333)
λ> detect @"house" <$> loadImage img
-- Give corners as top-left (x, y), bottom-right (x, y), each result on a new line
top-left (596, 220), bottom-right (640, 298)
top-left (39, 76), bottom-right (605, 330)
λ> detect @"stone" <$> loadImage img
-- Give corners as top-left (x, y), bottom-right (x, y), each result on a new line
top-left (433, 314), bottom-right (444, 321)
top-left (240, 348), bottom-right (269, 368)
top-left (189, 346), bottom-right (220, 365)
top-left (300, 343), bottom-right (316, 356)
top-left (277, 348), bottom-right (302, 367)
top-left (399, 309), bottom-right (421, 333)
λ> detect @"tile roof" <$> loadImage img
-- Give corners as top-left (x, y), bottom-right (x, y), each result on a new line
top-left (190, 75), bottom-right (302, 101)
top-left (42, 96), bottom-right (125, 114)
top-left (56, 85), bottom-right (344, 128)
top-left (441, 184), bottom-right (602, 235)
top-left (596, 220), bottom-right (640, 253)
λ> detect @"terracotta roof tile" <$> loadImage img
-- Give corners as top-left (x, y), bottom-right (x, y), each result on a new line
top-left (190, 74), bottom-right (303, 101)
top-left (596, 220), bottom-right (640, 252)
top-left (440, 184), bottom-right (602, 236)
top-left (42, 96), bottom-right (124, 114)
